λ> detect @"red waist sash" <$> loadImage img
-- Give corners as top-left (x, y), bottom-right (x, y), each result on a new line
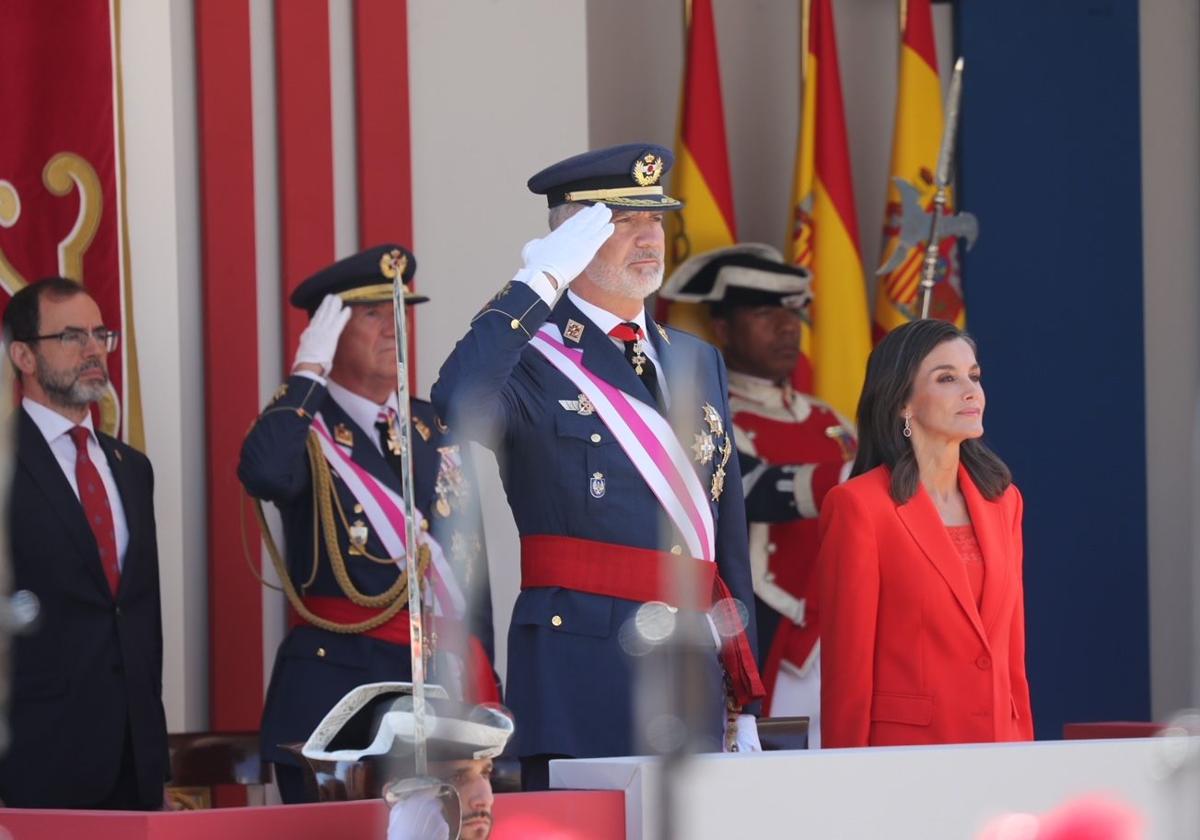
top-left (301, 596), bottom-right (499, 704)
top-left (519, 535), bottom-right (765, 707)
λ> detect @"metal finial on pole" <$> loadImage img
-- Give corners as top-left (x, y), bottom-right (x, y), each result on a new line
top-left (918, 56), bottom-right (964, 319)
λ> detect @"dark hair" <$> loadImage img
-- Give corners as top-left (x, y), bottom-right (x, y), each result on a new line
top-left (851, 318), bottom-right (1011, 503)
top-left (3, 277), bottom-right (89, 379)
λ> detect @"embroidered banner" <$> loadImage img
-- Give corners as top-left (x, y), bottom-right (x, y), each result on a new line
top-left (0, 0), bottom-right (142, 443)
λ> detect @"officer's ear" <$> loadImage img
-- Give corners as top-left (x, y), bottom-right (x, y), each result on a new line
top-left (8, 339), bottom-right (36, 380)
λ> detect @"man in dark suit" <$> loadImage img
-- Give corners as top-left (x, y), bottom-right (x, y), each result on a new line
top-left (238, 246), bottom-right (496, 804)
top-left (0, 277), bottom-right (167, 809)
top-left (433, 144), bottom-right (765, 790)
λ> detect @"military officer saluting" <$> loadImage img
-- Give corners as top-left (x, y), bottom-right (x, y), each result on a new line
top-left (433, 144), bottom-right (765, 789)
top-left (238, 245), bottom-right (497, 803)
top-left (661, 244), bottom-right (856, 747)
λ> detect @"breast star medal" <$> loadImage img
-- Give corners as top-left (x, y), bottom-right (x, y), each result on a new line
top-left (710, 434), bottom-right (733, 501)
top-left (692, 432), bottom-right (716, 465)
top-left (385, 421), bottom-right (403, 456)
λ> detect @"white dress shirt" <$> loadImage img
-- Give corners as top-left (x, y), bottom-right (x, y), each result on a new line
top-left (567, 290), bottom-right (670, 405)
top-left (23, 397), bottom-right (130, 566)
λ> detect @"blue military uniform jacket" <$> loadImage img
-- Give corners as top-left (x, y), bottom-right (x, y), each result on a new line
top-left (238, 375), bottom-right (494, 767)
top-left (432, 282), bottom-right (759, 759)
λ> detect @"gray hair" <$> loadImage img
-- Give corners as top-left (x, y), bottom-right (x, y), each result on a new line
top-left (548, 201), bottom-right (587, 231)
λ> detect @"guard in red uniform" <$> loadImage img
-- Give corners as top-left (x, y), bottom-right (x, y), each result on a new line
top-left (660, 244), bottom-right (855, 747)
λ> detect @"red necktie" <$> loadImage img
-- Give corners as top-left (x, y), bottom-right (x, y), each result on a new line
top-left (608, 322), bottom-right (663, 408)
top-left (69, 426), bottom-right (120, 595)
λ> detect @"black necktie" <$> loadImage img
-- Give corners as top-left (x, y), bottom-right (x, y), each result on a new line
top-left (609, 322), bottom-right (663, 409)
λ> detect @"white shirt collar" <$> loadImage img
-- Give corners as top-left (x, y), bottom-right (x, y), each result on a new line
top-left (567, 290), bottom-right (649, 339)
top-left (23, 397), bottom-right (96, 445)
top-left (326, 379), bottom-right (399, 443)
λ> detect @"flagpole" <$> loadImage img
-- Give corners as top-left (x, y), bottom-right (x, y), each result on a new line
top-left (917, 56), bottom-right (963, 319)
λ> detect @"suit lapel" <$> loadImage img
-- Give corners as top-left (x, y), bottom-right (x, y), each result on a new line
top-left (896, 479), bottom-right (990, 648)
top-left (319, 396), bottom-right (406, 500)
top-left (550, 298), bottom-right (659, 411)
top-left (960, 465), bottom-right (1012, 638)
top-left (16, 409), bottom-right (109, 596)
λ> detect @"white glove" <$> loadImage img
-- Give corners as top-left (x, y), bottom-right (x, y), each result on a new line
top-left (387, 790), bottom-right (450, 840)
top-left (732, 713), bottom-right (762, 753)
top-left (520, 202), bottom-right (614, 289)
top-left (292, 294), bottom-right (351, 376)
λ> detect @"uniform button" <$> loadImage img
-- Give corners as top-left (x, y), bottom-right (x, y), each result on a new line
top-left (670, 545), bottom-right (683, 555)
top-left (976, 655), bottom-right (991, 669)
top-left (510, 319), bottom-right (521, 330)
top-left (590, 433), bottom-right (602, 443)
top-left (551, 615), bottom-right (563, 628)
top-left (316, 647), bottom-right (327, 658)
top-left (766, 542), bottom-right (777, 554)
top-left (353, 504), bottom-right (364, 514)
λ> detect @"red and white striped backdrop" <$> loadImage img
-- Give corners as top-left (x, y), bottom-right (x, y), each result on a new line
top-left (193, 0), bottom-right (413, 731)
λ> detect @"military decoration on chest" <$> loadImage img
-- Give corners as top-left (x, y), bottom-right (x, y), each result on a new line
top-left (434, 445), bottom-right (468, 518)
top-left (696, 403), bottom-right (732, 501)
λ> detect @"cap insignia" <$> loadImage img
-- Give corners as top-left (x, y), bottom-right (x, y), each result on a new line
top-left (632, 153), bottom-right (663, 187)
top-left (380, 248), bottom-right (408, 280)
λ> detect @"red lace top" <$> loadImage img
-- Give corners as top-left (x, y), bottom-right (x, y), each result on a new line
top-left (947, 524), bottom-right (985, 609)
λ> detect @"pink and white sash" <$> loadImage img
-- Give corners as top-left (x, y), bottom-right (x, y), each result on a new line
top-left (310, 414), bottom-right (466, 619)
top-left (529, 323), bottom-right (716, 562)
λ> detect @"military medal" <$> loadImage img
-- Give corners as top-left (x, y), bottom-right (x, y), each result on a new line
top-left (385, 420), bottom-right (403, 455)
top-left (692, 432), bottom-right (716, 465)
top-left (334, 423), bottom-right (354, 447)
top-left (710, 465), bottom-right (726, 501)
top-left (630, 339), bottom-right (648, 375)
top-left (720, 435), bottom-right (733, 468)
top-left (655, 323), bottom-right (670, 344)
top-left (348, 519), bottom-right (369, 553)
top-left (702, 403), bottom-right (724, 436)
top-left (576, 393), bottom-right (595, 416)
top-left (564, 319), bottom-right (586, 343)
top-left (434, 445), bottom-right (468, 517)
top-left (590, 471), bottom-right (606, 499)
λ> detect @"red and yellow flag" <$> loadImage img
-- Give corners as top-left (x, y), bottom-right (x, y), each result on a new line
top-left (875, 0), bottom-right (966, 338)
top-left (787, 0), bottom-right (871, 419)
top-left (662, 0), bottom-right (737, 340)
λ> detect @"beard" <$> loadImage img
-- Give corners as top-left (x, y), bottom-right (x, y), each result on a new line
top-left (35, 353), bottom-right (109, 407)
top-left (585, 249), bottom-right (664, 299)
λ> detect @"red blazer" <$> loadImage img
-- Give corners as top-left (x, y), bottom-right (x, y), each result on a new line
top-left (818, 464), bottom-right (1033, 748)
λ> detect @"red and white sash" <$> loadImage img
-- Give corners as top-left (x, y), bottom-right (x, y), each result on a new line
top-left (310, 414), bottom-right (466, 619)
top-left (529, 323), bottom-right (716, 562)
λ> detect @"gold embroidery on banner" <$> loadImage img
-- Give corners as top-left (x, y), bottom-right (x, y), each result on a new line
top-left (43, 153), bottom-right (103, 282)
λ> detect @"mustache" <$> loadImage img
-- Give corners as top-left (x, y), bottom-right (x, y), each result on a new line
top-left (626, 249), bottom-right (662, 265)
top-left (461, 810), bottom-right (492, 823)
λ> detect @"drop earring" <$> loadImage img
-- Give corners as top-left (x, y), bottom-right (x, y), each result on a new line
top-left (903, 413), bottom-right (912, 438)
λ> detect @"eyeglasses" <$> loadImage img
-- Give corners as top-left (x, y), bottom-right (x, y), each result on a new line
top-left (21, 327), bottom-right (120, 353)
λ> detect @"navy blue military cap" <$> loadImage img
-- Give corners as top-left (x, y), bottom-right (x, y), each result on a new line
top-left (527, 142), bottom-right (683, 210)
top-left (660, 243), bottom-right (813, 314)
top-left (290, 244), bottom-right (427, 315)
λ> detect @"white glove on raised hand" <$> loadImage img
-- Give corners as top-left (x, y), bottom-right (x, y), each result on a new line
top-left (292, 294), bottom-right (351, 376)
top-left (519, 202), bottom-right (614, 290)
top-left (387, 790), bottom-right (450, 840)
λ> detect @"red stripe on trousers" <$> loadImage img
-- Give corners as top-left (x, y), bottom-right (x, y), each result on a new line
top-left (194, 0), bottom-right (263, 730)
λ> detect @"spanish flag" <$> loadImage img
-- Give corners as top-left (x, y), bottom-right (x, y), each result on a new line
top-left (787, 0), bottom-right (871, 419)
top-left (662, 0), bottom-right (737, 341)
top-left (874, 0), bottom-right (965, 338)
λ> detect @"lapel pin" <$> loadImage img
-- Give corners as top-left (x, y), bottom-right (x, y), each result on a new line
top-left (564, 319), bottom-right (585, 343)
top-left (334, 423), bottom-right (354, 447)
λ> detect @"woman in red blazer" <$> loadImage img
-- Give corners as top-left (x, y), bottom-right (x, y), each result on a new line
top-left (819, 319), bottom-right (1033, 748)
